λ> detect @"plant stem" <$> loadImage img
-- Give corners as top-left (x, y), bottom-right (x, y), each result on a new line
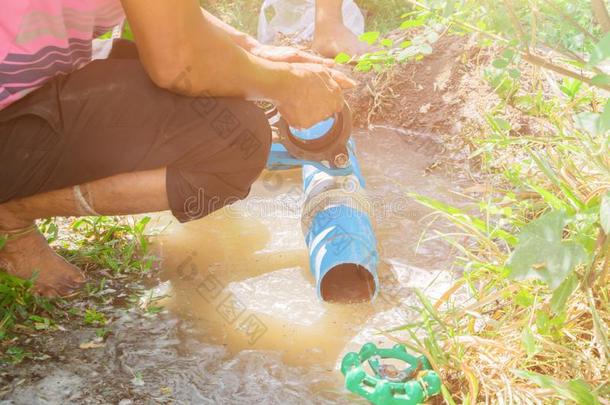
top-left (592, 0), bottom-right (610, 33)
top-left (542, 0), bottom-right (598, 42)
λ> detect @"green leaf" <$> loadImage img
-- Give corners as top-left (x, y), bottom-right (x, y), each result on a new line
top-left (527, 182), bottom-right (572, 213)
top-left (486, 114), bottom-right (511, 133)
top-left (479, 38), bottom-right (493, 48)
top-left (380, 38), bottom-right (394, 48)
top-left (492, 58), bottom-right (510, 69)
top-left (601, 191), bottom-right (610, 235)
top-left (502, 48), bottom-right (515, 60)
top-left (565, 380), bottom-right (601, 405)
top-left (5, 346), bottom-right (28, 364)
top-left (412, 34), bottom-right (425, 45)
top-left (589, 32), bottom-right (610, 67)
top-left (419, 44), bottom-right (433, 55)
top-left (514, 370), bottom-right (600, 404)
top-left (508, 68), bottom-right (521, 79)
top-left (506, 211), bottom-right (588, 288)
top-left (397, 47), bottom-right (420, 61)
top-left (527, 149), bottom-right (585, 210)
top-left (515, 289), bottom-right (534, 307)
top-left (334, 52), bottom-right (351, 64)
top-left (413, 288), bottom-right (444, 326)
top-left (440, 384), bottom-right (457, 405)
top-left (560, 78), bottom-right (582, 99)
top-left (355, 60), bottom-right (373, 72)
top-left (521, 326), bottom-right (538, 356)
top-left (550, 273), bottom-right (578, 314)
top-left (591, 73), bottom-right (610, 87)
top-left (400, 18), bottom-right (425, 30)
top-left (0, 235), bottom-right (6, 251)
top-left (399, 40), bottom-right (412, 49)
top-left (425, 31), bottom-right (439, 43)
top-left (359, 31), bottom-right (380, 45)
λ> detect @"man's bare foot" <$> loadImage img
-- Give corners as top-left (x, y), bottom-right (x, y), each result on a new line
top-left (0, 226), bottom-right (85, 297)
top-left (312, 25), bottom-right (374, 58)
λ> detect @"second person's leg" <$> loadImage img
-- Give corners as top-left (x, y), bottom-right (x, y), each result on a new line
top-left (312, 0), bottom-right (373, 58)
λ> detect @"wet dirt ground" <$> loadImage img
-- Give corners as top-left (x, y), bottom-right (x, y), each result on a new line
top-left (1, 127), bottom-right (469, 404)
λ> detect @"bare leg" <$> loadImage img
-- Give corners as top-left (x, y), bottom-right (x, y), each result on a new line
top-left (312, 0), bottom-right (373, 58)
top-left (0, 168), bottom-right (169, 297)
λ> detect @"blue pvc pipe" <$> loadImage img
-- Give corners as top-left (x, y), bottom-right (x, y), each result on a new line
top-left (265, 110), bottom-right (379, 301)
top-left (301, 141), bottom-right (379, 301)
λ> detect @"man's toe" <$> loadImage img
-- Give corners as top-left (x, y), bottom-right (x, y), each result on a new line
top-left (35, 283), bottom-right (61, 297)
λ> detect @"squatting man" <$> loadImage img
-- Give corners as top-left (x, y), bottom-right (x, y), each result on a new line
top-left (0, 0), bottom-right (374, 295)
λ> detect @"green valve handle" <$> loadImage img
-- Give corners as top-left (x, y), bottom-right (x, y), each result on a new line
top-left (341, 343), bottom-right (441, 404)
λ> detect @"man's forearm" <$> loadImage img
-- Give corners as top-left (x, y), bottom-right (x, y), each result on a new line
top-left (123, 0), bottom-right (290, 101)
top-left (200, 7), bottom-right (259, 51)
top-left (122, 0), bottom-right (349, 128)
top-left (166, 13), bottom-right (289, 101)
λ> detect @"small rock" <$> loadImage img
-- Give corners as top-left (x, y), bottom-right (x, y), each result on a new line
top-left (79, 340), bottom-right (105, 350)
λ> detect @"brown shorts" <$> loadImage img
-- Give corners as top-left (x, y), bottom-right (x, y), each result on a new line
top-left (0, 40), bottom-right (271, 222)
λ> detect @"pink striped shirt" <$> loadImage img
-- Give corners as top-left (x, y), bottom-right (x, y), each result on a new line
top-left (1, 0), bottom-right (125, 110)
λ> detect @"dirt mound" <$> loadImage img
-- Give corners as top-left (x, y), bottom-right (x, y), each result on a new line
top-left (343, 33), bottom-right (500, 177)
top-left (345, 32), bottom-right (555, 179)
top-left (347, 34), bottom-right (494, 134)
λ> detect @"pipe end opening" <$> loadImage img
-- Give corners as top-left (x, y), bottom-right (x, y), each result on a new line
top-left (320, 263), bottom-right (377, 303)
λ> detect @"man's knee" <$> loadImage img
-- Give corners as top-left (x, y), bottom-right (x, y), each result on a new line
top-left (167, 99), bottom-right (272, 223)
top-left (188, 97), bottom-right (271, 168)
top-left (222, 100), bottom-right (272, 172)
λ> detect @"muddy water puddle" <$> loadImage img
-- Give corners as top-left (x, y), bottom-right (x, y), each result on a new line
top-left (1, 127), bottom-right (468, 404)
top-left (146, 127), bottom-right (466, 402)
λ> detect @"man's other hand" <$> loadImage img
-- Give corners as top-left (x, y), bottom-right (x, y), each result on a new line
top-left (250, 44), bottom-right (336, 67)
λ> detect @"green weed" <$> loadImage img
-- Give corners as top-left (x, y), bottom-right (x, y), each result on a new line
top-left (83, 308), bottom-right (107, 326)
top-left (0, 272), bottom-right (55, 340)
top-left (3, 346), bottom-right (31, 365)
top-left (58, 216), bottom-right (153, 274)
top-left (344, 0), bottom-right (610, 402)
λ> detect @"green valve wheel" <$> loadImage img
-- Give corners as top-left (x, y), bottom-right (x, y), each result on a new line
top-left (341, 343), bottom-right (441, 404)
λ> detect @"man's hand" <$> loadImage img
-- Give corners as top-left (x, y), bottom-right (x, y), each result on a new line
top-left (250, 44), bottom-right (335, 67)
top-left (276, 63), bottom-right (356, 129)
top-left (121, 0), bottom-right (356, 129)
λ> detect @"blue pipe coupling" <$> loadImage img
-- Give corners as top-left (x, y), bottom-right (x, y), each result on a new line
top-left (301, 142), bottom-right (379, 302)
